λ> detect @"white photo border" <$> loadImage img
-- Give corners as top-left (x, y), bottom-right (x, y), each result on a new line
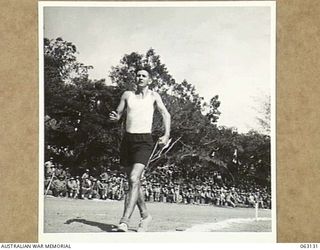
top-left (38, 1), bottom-right (276, 243)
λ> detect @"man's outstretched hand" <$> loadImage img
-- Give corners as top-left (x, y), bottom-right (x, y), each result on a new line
top-left (109, 111), bottom-right (120, 122)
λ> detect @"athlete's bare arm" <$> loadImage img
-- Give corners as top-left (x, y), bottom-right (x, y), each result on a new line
top-left (154, 92), bottom-right (171, 144)
top-left (109, 91), bottom-right (129, 121)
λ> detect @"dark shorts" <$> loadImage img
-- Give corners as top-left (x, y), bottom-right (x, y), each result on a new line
top-left (120, 132), bottom-right (154, 168)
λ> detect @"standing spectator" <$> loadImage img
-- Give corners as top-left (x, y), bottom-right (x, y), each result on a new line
top-left (167, 186), bottom-right (174, 203)
top-left (154, 184), bottom-right (161, 202)
top-left (188, 188), bottom-right (195, 204)
top-left (205, 187), bottom-right (213, 205)
top-left (75, 176), bottom-right (81, 197)
top-left (194, 185), bottom-right (201, 204)
top-left (161, 184), bottom-right (168, 203)
top-left (174, 184), bottom-right (180, 203)
top-left (149, 184), bottom-right (155, 202)
top-left (200, 187), bottom-right (206, 205)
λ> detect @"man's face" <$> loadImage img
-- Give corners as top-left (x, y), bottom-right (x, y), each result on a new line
top-left (136, 70), bottom-right (151, 87)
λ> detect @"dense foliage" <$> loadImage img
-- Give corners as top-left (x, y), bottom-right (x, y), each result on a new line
top-left (44, 38), bottom-right (271, 187)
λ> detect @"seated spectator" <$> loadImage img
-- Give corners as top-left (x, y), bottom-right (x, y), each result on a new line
top-left (51, 176), bottom-right (67, 197)
top-left (44, 157), bottom-right (54, 178)
top-left (205, 188), bottom-right (212, 205)
top-left (97, 179), bottom-right (108, 200)
top-left (225, 190), bottom-right (236, 208)
top-left (81, 169), bottom-right (90, 180)
top-left (247, 193), bottom-right (256, 207)
top-left (220, 189), bottom-right (226, 206)
top-left (81, 177), bottom-right (92, 199)
top-left (67, 177), bottom-right (79, 198)
top-left (91, 178), bottom-right (100, 199)
top-left (181, 188), bottom-right (188, 204)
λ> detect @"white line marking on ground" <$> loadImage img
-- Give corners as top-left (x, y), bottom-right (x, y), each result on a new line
top-left (185, 217), bottom-right (271, 232)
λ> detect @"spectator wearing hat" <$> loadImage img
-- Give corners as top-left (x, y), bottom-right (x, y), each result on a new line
top-left (97, 179), bottom-right (108, 200)
top-left (51, 175), bottom-right (67, 197)
top-left (194, 185), bottom-right (201, 205)
top-left (200, 187), bottom-right (206, 205)
top-left (154, 183), bottom-right (161, 202)
top-left (205, 187), bottom-right (213, 205)
top-left (149, 184), bottom-right (155, 202)
top-left (247, 193), bottom-right (256, 208)
top-left (107, 179), bottom-right (113, 199)
top-left (167, 186), bottom-right (174, 203)
top-left (53, 164), bottom-right (63, 178)
top-left (67, 177), bottom-right (78, 198)
top-left (161, 184), bottom-right (168, 203)
top-left (65, 167), bottom-right (71, 179)
top-left (91, 178), bottom-right (100, 199)
top-left (100, 171), bottom-right (109, 183)
top-left (44, 157), bottom-right (54, 178)
top-left (225, 190), bottom-right (236, 208)
top-left (173, 184), bottom-right (180, 203)
top-left (215, 190), bottom-right (221, 206)
top-left (75, 176), bottom-right (80, 196)
top-left (81, 169), bottom-right (90, 180)
top-left (81, 177), bottom-right (92, 199)
top-left (187, 188), bottom-right (194, 204)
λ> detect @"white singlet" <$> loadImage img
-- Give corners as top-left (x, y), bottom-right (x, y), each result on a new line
top-left (125, 92), bottom-right (155, 133)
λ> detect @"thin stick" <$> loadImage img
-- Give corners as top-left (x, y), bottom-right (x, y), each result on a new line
top-left (150, 137), bottom-right (181, 163)
top-left (146, 140), bottom-right (159, 168)
top-left (44, 172), bottom-right (55, 197)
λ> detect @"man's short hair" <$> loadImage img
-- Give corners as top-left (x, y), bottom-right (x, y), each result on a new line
top-left (135, 66), bottom-right (152, 78)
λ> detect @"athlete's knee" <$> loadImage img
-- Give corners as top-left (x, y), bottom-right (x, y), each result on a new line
top-left (129, 174), bottom-right (141, 186)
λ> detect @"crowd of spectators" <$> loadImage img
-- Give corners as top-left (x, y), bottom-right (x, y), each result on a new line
top-left (44, 158), bottom-right (271, 209)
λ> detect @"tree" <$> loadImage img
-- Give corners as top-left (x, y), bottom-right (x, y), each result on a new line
top-left (109, 49), bottom-right (226, 180)
top-left (255, 94), bottom-right (271, 135)
top-left (44, 38), bottom-right (121, 175)
top-left (44, 39), bottom-right (271, 189)
top-left (44, 37), bottom-right (92, 82)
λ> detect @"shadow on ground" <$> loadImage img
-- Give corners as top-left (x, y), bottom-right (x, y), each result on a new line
top-left (65, 218), bottom-right (119, 232)
top-left (64, 218), bottom-right (138, 233)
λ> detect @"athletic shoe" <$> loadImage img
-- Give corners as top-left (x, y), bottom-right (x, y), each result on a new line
top-left (117, 223), bottom-right (128, 232)
top-left (137, 215), bottom-right (152, 232)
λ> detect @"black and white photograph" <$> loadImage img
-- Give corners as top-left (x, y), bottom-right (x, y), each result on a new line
top-left (39, 1), bottom-right (276, 242)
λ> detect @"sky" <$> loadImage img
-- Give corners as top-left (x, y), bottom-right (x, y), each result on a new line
top-left (43, 3), bottom-right (274, 133)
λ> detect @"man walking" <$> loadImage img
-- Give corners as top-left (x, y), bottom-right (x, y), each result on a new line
top-left (109, 67), bottom-right (171, 232)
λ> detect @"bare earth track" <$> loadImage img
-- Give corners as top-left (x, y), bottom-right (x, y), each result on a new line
top-left (44, 196), bottom-right (271, 233)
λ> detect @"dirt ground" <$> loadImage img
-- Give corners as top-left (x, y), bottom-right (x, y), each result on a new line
top-left (44, 196), bottom-right (272, 233)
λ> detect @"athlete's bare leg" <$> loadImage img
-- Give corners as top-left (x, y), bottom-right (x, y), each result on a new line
top-left (120, 163), bottom-right (147, 225)
top-left (122, 183), bottom-right (149, 218)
